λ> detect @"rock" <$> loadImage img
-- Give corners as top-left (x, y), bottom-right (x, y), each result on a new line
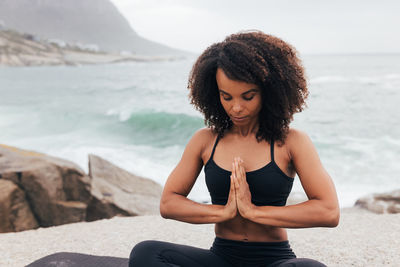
top-left (0, 179), bottom-right (38, 233)
top-left (355, 189), bottom-right (400, 214)
top-left (87, 154), bottom-right (162, 221)
top-left (0, 144), bottom-right (91, 229)
top-left (0, 145), bottom-right (164, 233)
top-left (53, 201), bottom-right (87, 225)
top-left (387, 203), bottom-right (400, 213)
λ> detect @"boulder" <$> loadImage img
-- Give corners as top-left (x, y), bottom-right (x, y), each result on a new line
top-left (0, 179), bottom-right (38, 233)
top-left (0, 145), bottom-right (164, 233)
top-left (87, 154), bottom-right (162, 221)
top-left (355, 190), bottom-right (400, 214)
top-left (0, 144), bottom-right (91, 228)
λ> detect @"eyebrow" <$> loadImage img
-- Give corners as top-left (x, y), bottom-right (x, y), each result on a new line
top-left (219, 88), bottom-right (259, 95)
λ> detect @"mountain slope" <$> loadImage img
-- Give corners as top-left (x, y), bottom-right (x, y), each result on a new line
top-left (0, 0), bottom-right (185, 56)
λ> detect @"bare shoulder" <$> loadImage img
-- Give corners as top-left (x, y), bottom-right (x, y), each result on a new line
top-left (192, 127), bottom-right (215, 140)
top-left (285, 128), bottom-right (314, 157)
top-left (186, 127), bottom-right (216, 154)
top-left (190, 127), bottom-right (215, 145)
top-left (286, 128), bottom-right (310, 143)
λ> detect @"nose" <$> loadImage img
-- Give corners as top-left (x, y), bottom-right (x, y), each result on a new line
top-left (232, 100), bottom-right (242, 113)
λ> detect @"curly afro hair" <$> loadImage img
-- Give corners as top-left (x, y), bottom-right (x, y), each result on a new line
top-left (188, 30), bottom-right (308, 144)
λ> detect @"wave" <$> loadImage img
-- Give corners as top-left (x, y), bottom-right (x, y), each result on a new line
top-left (105, 110), bottom-right (204, 147)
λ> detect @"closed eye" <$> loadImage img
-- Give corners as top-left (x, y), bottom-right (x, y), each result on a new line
top-left (220, 92), bottom-right (232, 101)
top-left (243, 95), bottom-right (254, 101)
top-left (219, 89), bottom-right (258, 101)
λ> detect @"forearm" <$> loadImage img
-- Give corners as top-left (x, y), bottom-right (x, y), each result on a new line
top-left (245, 199), bottom-right (340, 228)
top-left (160, 193), bottom-right (230, 224)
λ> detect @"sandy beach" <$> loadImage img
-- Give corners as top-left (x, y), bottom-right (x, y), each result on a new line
top-left (1, 207), bottom-right (399, 266)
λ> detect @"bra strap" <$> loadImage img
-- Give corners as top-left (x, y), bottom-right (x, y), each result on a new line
top-left (270, 139), bottom-right (275, 162)
top-left (210, 134), bottom-right (220, 160)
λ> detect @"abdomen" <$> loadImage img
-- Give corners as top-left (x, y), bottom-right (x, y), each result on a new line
top-left (214, 214), bottom-right (288, 242)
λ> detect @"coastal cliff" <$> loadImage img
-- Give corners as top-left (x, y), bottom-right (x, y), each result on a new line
top-left (0, 29), bottom-right (179, 66)
top-left (0, 0), bottom-right (190, 66)
top-left (0, 0), bottom-right (185, 56)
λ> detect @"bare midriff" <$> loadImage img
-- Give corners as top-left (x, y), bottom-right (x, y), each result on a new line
top-left (215, 214), bottom-right (287, 242)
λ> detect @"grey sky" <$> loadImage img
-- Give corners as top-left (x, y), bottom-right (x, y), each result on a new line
top-left (110, 0), bottom-right (400, 54)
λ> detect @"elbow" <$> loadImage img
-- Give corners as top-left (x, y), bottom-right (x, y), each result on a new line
top-left (159, 200), bottom-right (170, 219)
top-left (160, 211), bottom-right (170, 220)
top-left (159, 205), bottom-right (168, 219)
top-left (324, 206), bottom-right (340, 227)
top-left (159, 195), bottom-right (175, 219)
top-left (311, 198), bottom-right (340, 227)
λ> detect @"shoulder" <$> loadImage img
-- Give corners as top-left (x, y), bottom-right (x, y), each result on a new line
top-left (286, 128), bottom-right (310, 143)
top-left (191, 127), bottom-right (215, 144)
top-left (186, 127), bottom-right (216, 154)
top-left (285, 128), bottom-right (314, 157)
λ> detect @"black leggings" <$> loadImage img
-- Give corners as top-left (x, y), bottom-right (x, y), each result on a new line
top-left (129, 237), bottom-right (326, 267)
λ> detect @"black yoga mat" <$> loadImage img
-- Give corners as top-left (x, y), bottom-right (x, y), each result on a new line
top-left (26, 252), bottom-right (129, 267)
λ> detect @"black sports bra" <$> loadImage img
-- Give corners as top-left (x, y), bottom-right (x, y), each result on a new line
top-left (204, 135), bottom-right (294, 206)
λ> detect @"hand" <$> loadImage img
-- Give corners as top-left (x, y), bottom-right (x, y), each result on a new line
top-left (223, 171), bottom-right (238, 220)
top-left (232, 157), bottom-right (255, 218)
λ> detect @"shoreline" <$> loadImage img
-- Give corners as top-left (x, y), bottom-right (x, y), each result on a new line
top-left (1, 207), bottom-right (399, 267)
top-left (0, 29), bottom-right (185, 67)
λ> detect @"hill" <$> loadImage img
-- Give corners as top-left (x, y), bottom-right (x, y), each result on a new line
top-left (0, 0), bottom-right (186, 56)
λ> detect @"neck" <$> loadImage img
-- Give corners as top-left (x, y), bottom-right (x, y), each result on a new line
top-left (231, 121), bottom-right (259, 137)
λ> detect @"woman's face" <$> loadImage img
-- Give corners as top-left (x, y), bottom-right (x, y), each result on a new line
top-left (215, 68), bottom-right (262, 126)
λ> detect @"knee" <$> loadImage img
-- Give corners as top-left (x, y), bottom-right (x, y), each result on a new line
top-left (129, 240), bottom-right (161, 266)
top-left (275, 258), bottom-right (327, 267)
top-left (130, 240), bottom-right (158, 255)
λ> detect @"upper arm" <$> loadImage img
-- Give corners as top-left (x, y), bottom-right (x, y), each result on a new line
top-left (287, 129), bottom-right (339, 208)
top-left (162, 128), bottom-right (212, 199)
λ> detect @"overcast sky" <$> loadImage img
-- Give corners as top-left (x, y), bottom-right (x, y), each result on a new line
top-left (110, 0), bottom-right (399, 55)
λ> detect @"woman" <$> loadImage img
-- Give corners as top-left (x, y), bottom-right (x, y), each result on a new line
top-left (129, 31), bottom-right (339, 267)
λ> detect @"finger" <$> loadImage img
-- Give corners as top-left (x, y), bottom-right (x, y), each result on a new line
top-left (233, 174), bottom-right (239, 191)
top-left (238, 157), bottom-right (244, 170)
top-left (234, 158), bottom-right (240, 177)
top-left (240, 159), bottom-right (245, 176)
top-left (236, 158), bottom-right (245, 182)
top-left (230, 174), bottom-right (235, 190)
top-left (232, 161), bottom-right (239, 184)
top-left (240, 162), bottom-right (246, 179)
top-left (230, 169), bottom-right (237, 190)
top-left (230, 175), bottom-right (236, 196)
top-left (235, 161), bottom-right (242, 185)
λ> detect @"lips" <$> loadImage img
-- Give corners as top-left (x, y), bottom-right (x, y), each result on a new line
top-left (231, 116), bottom-right (248, 121)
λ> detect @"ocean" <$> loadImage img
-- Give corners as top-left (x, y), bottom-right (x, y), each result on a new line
top-left (1, 54), bottom-right (399, 207)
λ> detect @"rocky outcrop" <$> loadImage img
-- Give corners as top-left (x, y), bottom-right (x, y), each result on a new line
top-left (0, 29), bottom-right (176, 67)
top-left (0, 179), bottom-right (38, 233)
top-left (87, 154), bottom-right (162, 221)
top-left (0, 144), bottom-right (91, 229)
top-left (0, 144), bottom-right (163, 233)
top-left (355, 190), bottom-right (400, 214)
